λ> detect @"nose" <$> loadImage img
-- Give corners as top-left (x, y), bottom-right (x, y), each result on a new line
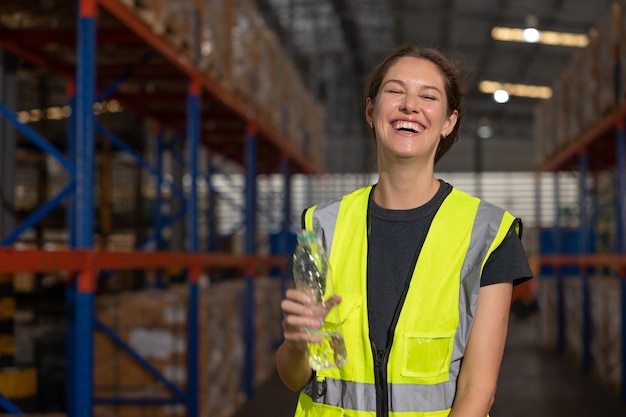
top-left (400, 94), bottom-right (419, 113)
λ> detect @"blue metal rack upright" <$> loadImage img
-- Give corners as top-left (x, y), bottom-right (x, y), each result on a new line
top-left (578, 152), bottom-right (592, 376)
top-left (186, 74), bottom-right (201, 417)
top-left (67, 2), bottom-right (97, 417)
top-left (244, 122), bottom-right (258, 400)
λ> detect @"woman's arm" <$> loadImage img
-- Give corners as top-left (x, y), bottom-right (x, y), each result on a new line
top-left (449, 281), bottom-right (513, 417)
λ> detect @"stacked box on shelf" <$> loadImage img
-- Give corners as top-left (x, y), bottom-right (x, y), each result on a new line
top-left (15, 160), bottom-right (39, 212)
top-left (537, 100), bottom-right (556, 165)
top-left (562, 277), bottom-right (583, 366)
top-left (279, 57), bottom-right (300, 144)
top-left (201, 280), bottom-right (246, 417)
top-left (162, 0), bottom-right (198, 61)
top-left (582, 28), bottom-right (601, 132)
top-left (94, 286), bottom-right (190, 417)
top-left (308, 101), bottom-right (327, 169)
top-left (568, 50), bottom-right (585, 143)
top-left (93, 278), bottom-right (283, 417)
top-left (615, 2), bottom-right (626, 106)
top-left (122, 0), bottom-right (198, 60)
top-left (557, 70), bottom-right (571, 150)
top-left (596, 12), bottom-right (616, 118)
top-left (256, 28), bottom-right (283, 132)
top-left (229, 0), bottom-right (260, 102)
top-left (105, 233), bottom-right (136, 251)
top-left (534, 100), bottom-right (548, 164)
top-left (122, 0), bottom-right (325, 169)
top-left (594, 172), bottom-right (617, 253)
top-left (199, 0), bottom-right (229, 84)
top-left (253, 277), bottom-right (283, 385)
top-left (110, 157), bottom-right (137, 218)
top-left (287, 75), bottom-right (306, 152)
top-left (297, 93), bottom-right (315, 159)
top-left (544, 84), bottom-right (560, 154)
top-left (589, 275), bottom-right (622, 395)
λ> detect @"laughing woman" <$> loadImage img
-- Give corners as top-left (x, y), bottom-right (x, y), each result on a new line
top-left (276, 44), bottom-right (533, 417)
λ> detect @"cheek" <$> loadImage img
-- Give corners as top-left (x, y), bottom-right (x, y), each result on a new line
top-left (424, 107), bottom-right (448, 125)
top-left (377, 97), bottom-right (400, 112)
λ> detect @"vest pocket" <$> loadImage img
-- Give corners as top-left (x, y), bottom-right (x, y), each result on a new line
top-left (401, 331), bottom-right (455, 380)
top-left (310, 403), bottom-right (345, 417)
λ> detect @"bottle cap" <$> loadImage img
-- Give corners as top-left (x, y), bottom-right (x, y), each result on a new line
top-left (297, 229), bottom-right (317, 242)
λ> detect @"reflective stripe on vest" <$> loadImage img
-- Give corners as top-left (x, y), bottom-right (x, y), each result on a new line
top-left (298, 186), bottom-right (516, 415)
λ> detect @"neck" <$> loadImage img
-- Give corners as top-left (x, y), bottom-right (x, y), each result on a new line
top-left (374, 167), bottom-right (440, 210)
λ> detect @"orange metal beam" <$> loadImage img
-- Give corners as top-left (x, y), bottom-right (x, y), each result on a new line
top-left (5, 28), bottom-right (140, 46)
top-left (0, 249), bottom-right (288, 274)
top-left (0, 249), bottom-right (89, 273)
top-left (539, 253), bottom-right (626, 270)
top-left (538, 103), bottom-right (626, 172)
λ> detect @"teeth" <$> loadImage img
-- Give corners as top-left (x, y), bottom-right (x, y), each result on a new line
top-left (392, 120), bottom-right (424, 132)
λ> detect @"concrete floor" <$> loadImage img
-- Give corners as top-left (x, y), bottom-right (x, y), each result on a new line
top-left (233, 314), bottom-right (626, 417)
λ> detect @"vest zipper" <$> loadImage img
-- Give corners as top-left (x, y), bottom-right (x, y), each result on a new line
top-left (371, 343), bottom-right (388, 417)
top-left (367, 186), bottom-right (450, 416)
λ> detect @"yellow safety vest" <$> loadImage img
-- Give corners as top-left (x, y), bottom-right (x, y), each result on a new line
top-left (295, 185), bottom-right (518, 417)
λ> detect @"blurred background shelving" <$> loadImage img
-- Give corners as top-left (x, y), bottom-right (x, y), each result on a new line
top-left (2, 0), bottom-right (626, 416)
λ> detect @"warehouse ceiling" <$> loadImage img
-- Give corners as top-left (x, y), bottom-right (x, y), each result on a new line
top-left (257, 0), bottom-right (618, 173)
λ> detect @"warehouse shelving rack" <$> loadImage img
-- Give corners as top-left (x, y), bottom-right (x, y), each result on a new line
top-left (537, 105), bottom-right (626, 402)
top-left (0, 0), bottom-right (318, 416)
top-left (535, 3), bottom-right (626, 402)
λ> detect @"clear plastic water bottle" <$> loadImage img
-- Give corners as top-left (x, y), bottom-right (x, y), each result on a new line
top-left (292, 230), bottom-right (347, 370)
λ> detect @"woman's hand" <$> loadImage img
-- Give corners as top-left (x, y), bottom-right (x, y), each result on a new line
top-left (277, 288), bottom-right (333, 391)
top-left (280, 288), bottom-right (325, 348)
top-left (277, 290), bottom-right (343, 391)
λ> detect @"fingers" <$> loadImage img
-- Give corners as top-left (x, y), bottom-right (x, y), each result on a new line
top-left (324, 294), bottom-right (342, 308)
top-left (281, 289), bottom-right (323, 344)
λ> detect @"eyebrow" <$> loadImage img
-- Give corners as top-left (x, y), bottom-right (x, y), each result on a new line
top-left (383, 79), bottom-right (443, 94)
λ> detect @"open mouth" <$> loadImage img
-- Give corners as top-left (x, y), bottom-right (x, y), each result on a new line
top-left (392, 120), bottom-right (424, 133)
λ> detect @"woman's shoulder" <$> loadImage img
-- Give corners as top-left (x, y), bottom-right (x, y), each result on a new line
top-left (444, 180), bottom-right (512, 215)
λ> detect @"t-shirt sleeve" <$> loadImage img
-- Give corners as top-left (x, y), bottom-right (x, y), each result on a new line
top-left (481, 221), bottom-right (534, 287)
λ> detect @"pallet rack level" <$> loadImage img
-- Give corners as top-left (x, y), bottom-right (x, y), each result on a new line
top-left (0, 0), bottom-right (318, 415)
top-left (536, 1), bottom-right (626, 402)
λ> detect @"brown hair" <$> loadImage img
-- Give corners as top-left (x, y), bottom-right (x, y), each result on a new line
top-left (364, 44), bottom-right (465, 164)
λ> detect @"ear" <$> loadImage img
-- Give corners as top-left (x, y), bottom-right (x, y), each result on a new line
top-left (442, 109), bottom-right (458, 137)
top-left (365, 97), bottom-right (374, 126)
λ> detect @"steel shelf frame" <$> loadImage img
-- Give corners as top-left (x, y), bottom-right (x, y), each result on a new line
top-left (0, 0), bottom-right (315, 415)
top-left (536, 3), bottom-right (626, 401)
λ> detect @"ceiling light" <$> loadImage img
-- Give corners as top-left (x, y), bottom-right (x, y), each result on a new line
top-left (523, 15), bottom-right (540, 43)
top-left (491, 27), bottom-right (589, 47)
top-left (523, 28), bottom-right (540, 43)
top-left (479, 80), bottom-right (553, 99)
top-left (493, 89), bottom-right (510, 104)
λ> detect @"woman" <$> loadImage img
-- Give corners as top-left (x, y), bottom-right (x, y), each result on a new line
top-left (276, 44), bottom-right (533, 417)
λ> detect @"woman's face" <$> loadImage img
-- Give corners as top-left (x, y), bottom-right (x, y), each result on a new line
top-left (366, 57), bottom-right (458, 164)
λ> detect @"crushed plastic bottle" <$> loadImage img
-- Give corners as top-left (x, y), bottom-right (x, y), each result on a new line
top-left (292, 230), bottom-right (347, 370)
